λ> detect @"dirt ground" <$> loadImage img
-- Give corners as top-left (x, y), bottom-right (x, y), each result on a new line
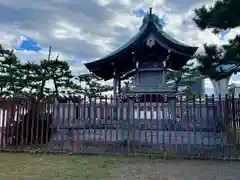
top-left (0, 153), bottom-right (239, 180)
top-left (112, 159), bottom-right (240, 180)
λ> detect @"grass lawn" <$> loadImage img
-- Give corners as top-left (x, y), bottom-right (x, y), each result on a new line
top-left (0, 153), bottom-right (240, 180)
top-left (0, 153), bottom-right (129, 180)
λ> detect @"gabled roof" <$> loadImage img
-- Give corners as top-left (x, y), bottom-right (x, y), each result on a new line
top-left (85, 10), bottom-right (198, 80)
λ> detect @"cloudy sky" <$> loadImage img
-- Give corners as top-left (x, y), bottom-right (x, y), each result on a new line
top-left (0, 0), bottom-right (240, 94)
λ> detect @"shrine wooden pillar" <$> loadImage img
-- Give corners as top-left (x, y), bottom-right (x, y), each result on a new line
top-left (118, 79), bottom-right (121, 95)
top-left (113, 65), bottom-right (119, 104)
top-left (113, 78), bottom-right (117, 103)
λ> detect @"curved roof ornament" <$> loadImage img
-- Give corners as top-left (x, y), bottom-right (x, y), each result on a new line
top-left (134, 7), bottom-right (167, 30)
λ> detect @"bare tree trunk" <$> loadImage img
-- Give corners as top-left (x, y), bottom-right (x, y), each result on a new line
top-left (211, 76), bottom-right (231, 96)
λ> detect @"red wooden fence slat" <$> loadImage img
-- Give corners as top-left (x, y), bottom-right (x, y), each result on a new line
top-left (205, 95), bottom-right (210, 150)
top-left (62, 103), bottom-right (65, 148)
top-left (46, 102), bottom-right (50, 147)
top-left (156, 94), bottom-right (159, 146)
top-left (24, 100), bottom-right (29, 145)
top-left (104, 96), bottom-right (107, 150)
top-left (167, 94), bottom-right (171, 146)
top-left (120, 96), bottom-right (124, 150)
top-left (1, 100), bottom-right (5, 147)
top-left (110, 95), bottom-right (113, 150)
top-left (16, 103), bottom-right (20, 146)
top-left (72, 102), bottom-right (76, 151)
top-left (116, 97), bottom-right (119, 151)
top-left (212, 95), bottom-right (216, 149)
top-left (93, 97), bottom-right (96, 144)
top-left (5, 104), bottom-right (10, 147)
top-left (77, 101), bottom-right (80, 150)
top-left (150, 94), bottom-right (153, 146)
top-left (127, 96), bottom-right (130, 152)
top-left (174, 96), bottom-right (177, 149)
top-left (40, 103), bottom-right (45, 145)
top-left (56, 103), bottom-right (60, 147)
top-left (162, 96), bottom-right (165, 148)
top-left (144, 94), bottom-right (147, 144)
top-left (67, 101), bottom-right (71, 150)
top-left (199, 95), bottom-right (203, 149)
top-left (88, 98), bottom-right (90, 144)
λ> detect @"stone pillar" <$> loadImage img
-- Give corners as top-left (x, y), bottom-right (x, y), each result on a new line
top-left (157, 106), bottom-right (162, 120)
top-left (169, 98), bottom-right (176, 121)
top-left (162, 70), bottom-right (166, 85)
top-left (89, 100), bottom-right (95, 124)
top-left (128, 100), bottom-right (134, 125)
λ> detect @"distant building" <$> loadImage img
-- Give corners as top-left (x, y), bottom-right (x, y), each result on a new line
top-left (228, 83), bottom-right (240, 97)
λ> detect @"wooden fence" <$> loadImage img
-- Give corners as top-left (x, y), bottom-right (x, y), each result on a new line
top-left (0, 94), bottom-right (240, 158)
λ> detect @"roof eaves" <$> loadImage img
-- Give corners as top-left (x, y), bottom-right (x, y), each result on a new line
top-left (85, 22), bottom-right (150, 69)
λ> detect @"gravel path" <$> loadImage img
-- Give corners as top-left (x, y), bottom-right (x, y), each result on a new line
top-left (112, 159), bottom-right (240, 180)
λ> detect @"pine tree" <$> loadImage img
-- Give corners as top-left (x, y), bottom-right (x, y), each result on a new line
top-left (196, 44), bottom-right (232, 81)
top-left (193, 0), bottom-right (240, 68)
top-left (74, 73), bottom-right (113, 99)
top-left (0, 46), bottom-right (24, 97)
top-left (193, 0), bottom-right (240, 31)
top-left (43, 58), bottom-right (73, 97)
top-left (193, 0), bottom-right (240, 95)
top-left (20, 62), bottom-right (43, 96)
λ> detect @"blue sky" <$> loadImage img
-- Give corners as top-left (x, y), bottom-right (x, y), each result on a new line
top-left (0, 0), bottom-right (239, 94)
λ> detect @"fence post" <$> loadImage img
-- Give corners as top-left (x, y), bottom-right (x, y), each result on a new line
top-left (231, 95), bottom-right (237, 146)
top-left (205, 94), bottom-right (210, 150)
top-left (0, 100), bottom-right (5, 148)
top-left (192, 94), bottom-right (197, 150)
top-left (224, 95), bottom-right (231, 144)
top-left (150, 94), bottom-right (153, 147)
top-left (237, 94), bottom-right (240, 148)
top-left (224, 94), bottom-right (233, 155)
top-left (212, 94), bottom-right (216, 150)
top-left (156, 94), bottom-right (159, 146)
top-left (127, 97), bottom-right (134, 153)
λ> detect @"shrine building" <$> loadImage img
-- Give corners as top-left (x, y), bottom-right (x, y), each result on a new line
top-left (85, 8), bottom-right (198, 102)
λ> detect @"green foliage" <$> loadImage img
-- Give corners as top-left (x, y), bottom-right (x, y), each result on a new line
top-left (167, 61), bottom-right (201, 85)
top-left (193, 6), bottom-right (212, 30)
top-left (74, 73), bottom-right (113, 98)
top-left (196, 44), bottom-right (232, 80)
top-left (121, 77), bottom-right (134, 92)
top-left (223, 35), bottom-right (240, 65)
top-left (193, 0), bottom-right (240, 32)
top-left (43, 58), bottom-right (73, 97)
top-left (0, 46), bottom-right (113, 99)
top-left (0, 45), bottom-right (24, 96)
top-left (20, 62), bottom-right (43, 96)
top-left (193, 0), bottom-right (240, 80)
top-left (180, 86), bottom-right (200, 99)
